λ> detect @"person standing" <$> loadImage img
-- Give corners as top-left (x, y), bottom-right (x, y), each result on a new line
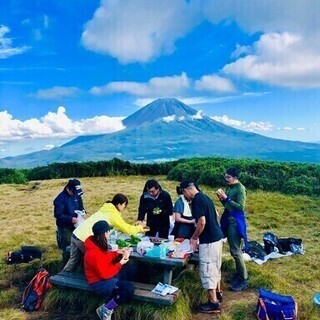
top-left (84, 220), bottom-right (135, 320)
top-left (217, 167), bottom-right (249, 292)
top-left (53, 178), bottom-right (85, 266)
top-left (137, 179), bottom-right (173, 238)
top-left (171, 185), bottom-right (196, 239)
top-left (180, 180), bottom-right (223, 314)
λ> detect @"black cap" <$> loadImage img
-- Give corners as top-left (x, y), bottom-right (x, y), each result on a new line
top-left (225, 167), bottom-right (240, 178)
top-left (180, 180), bottom-right (195, 190)
top-left (92, 221), bottom-right (113, 236)
top-left (66, 179), bottom-right (83, 196)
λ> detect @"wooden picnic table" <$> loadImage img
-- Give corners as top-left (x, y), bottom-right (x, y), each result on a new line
top-left (129, 251), bottom-right (188, 285)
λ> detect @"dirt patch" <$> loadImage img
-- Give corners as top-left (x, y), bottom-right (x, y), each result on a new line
top-left (192, 289), bottom-right (257, 320)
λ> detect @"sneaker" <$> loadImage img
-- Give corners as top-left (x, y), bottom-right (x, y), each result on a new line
top-left (96, 305), bottom-right (113, 320)
top-left (216, 291), bottom-right (223, 302)
top-left (229, 279), bottom-right (249, 292)
top-left (197, 301), bottom-right (221, 314)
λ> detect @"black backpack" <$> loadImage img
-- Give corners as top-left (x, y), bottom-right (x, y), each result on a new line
top-left (6, 246), bottom-right (42, 265)
top-left (245, 241), bottom-right (267, 260)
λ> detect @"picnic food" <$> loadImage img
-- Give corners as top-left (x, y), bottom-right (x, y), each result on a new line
top-left (130, 235), bottom-right (141, 245)
top-left (116, 239), bottom-right (131, 248)
top-left (149, 237), bottom-right (165, 244)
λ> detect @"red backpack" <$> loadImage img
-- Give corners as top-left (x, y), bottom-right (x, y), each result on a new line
top-left (21, 268), bottom-right (52, 311)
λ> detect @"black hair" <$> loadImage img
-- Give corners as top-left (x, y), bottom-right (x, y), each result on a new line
top-left (143, 179), bottom-right (162, 192)
top-left (106, 193), bottom-right (128, 207)
top-left (225, 167), bottom-right (240, 178)
top-left (92, 233), bottom-right (109, 251)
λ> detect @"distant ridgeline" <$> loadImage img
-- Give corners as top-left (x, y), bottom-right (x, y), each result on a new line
top-left (1, 157), bottom-right (320, 196)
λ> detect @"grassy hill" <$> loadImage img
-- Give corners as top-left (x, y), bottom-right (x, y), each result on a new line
top-left (0, 176), bottom-right (320, 319)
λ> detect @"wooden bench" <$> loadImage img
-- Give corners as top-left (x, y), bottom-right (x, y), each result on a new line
top-left (50, 270), bottom-right (179, 305)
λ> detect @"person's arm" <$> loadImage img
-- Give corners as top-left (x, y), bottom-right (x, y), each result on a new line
top-left (224, 185), bottom-right (246, 212)
top-left (190, 216), bottom-right (205, 251)
top-left (93, 251), bottom-right (123, 280)
top-left (174, 212), bottom-right (195, 224)
top-left (137, 194), bottom-right (147, 222)
top-left (164, 192), bottom-right (173, 215)
top-left (109, 210), bottom-right (145, 236)
top-left (54, 198), bottom-right (76, 224)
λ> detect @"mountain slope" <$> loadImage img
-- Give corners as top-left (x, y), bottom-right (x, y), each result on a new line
top-left (1, 98), bottom-right (320, 168)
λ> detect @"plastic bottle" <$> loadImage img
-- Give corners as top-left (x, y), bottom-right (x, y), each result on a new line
top-left (159, 241), bottom-right (166, 259)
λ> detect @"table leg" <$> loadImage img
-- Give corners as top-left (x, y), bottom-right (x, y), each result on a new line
top-left (163, 266), bottom-right (173, 285)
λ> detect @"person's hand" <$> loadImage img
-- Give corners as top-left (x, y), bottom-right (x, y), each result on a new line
top-left (141, 226), bottom-right (150, 234)
top-left (122, 249), bottom-right (130, 260)
top-left (72, 217), bottom-right (79, 224)
top-left (190, 237), bottom-right (198, 252)
top-left (190, 219), bottom-right (196, 224)
top-left (135, 220), bottom-right (144, 226)
top-left (216, 189), bottom-right (227, 201)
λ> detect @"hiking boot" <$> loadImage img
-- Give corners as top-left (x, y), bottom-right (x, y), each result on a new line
top-left (216, 291), bottom-right (223, 302)
top-left (197, 301), bottom-right (221, 314)
top-left (229, 279), bottom-right (249, 292)
top-left (226, 273), bottom-right (240, 284)
top-left (96, 304), bottom-right (113, 320)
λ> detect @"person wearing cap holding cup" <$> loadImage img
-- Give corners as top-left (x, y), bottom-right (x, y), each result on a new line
top-left (53, 178), bottom-right (86, 265)
top-left (84, 220), bottom-right (134, 320)
top-left (217, 167), bottom-right (249, 292)
top-left (180, 180), bottom-right (224, 314)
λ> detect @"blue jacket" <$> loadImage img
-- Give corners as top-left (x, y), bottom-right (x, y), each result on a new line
top-left (53, 188), bottom-right (84, 230)
top-left (220, 210), bottom-right (249, 250)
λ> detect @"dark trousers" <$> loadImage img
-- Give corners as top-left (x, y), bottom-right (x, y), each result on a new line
top-left (56, 227), bottom-right (73, 266)
top-left (90, 264), bottom-right (137, 304)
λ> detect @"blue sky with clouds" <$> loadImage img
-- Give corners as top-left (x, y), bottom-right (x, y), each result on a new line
top-left (1, 0), bottom-right (320, 158)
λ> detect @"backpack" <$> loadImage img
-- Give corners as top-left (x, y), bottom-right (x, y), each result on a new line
top-left (245, 241), bottom-right (267, 260)
top-left (6, 246), bottom-right (42, 265)
top-left (21, 268), bottom-right (52, 311)
top-left (256, 288), bottom-right (298, 320)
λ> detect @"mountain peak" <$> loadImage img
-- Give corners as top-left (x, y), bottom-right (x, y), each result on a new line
top-left (123, 97), bottom-right (198, 128)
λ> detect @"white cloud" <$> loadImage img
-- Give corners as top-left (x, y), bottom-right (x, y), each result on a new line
top-left (82, 0), bottom-right (201, 63)
top-left (163, 115), bottom-right (176, 123)
top-left (203, 0), bottom-right (320, 36)
top-left (191, 110), bottom-right (204, 120)
top-left (211, 114), bottom-right (274, 132)
top-left (195, 74), bottom-right (236, 92)
top-left (297, 127), bottom-right (305, 131)
top-left (43, 144), bottom-right (54, 150)
top-left (90, 72), bottom-right (190, 97)
top-left (0, 25), bottom-right (30, 59)
top-left (32, 86), bottom-right (81, 100)
top-left (223, 32), bottom-right (320, 88)
top-left (0, 107), bottom-right (125, 142)
top-left (283, 127), bottom-right (292, 130)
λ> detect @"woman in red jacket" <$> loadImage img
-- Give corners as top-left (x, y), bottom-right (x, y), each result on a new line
top-left (84, 220), bottom-right (134, 320)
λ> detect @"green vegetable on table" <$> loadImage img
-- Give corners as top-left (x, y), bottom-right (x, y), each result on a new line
top-left (130, 235), bottom-right (141, 245)
top-left (116, 239), bottom-right (131, 248)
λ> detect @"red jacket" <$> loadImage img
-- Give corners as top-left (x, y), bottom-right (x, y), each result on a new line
top-left (84, 236), bottom-right (122, 284)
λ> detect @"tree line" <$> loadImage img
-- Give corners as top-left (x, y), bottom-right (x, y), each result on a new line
top-left (1, 157), bottom-right (319, 196)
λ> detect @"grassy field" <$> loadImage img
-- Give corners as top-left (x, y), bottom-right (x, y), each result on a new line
top-left (0, 175), bottom-right (320, 320)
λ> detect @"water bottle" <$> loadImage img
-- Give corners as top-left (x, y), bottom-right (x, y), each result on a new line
top-left (159, 241), bottom-right (166, 259)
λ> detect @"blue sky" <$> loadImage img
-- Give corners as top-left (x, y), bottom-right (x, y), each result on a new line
top-left (1, 0), bottom-right (320, 158)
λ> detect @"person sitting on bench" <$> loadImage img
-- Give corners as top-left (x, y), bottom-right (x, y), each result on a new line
top-left (84, 220), bottom-right (135, 320)
top-left (63, 193), bottom-right (148, 272)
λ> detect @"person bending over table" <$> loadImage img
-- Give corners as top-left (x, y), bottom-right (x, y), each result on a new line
top-left (84, 220), bottom-right (134, 320)
top-left (63, 193), bottom-right (148, 272)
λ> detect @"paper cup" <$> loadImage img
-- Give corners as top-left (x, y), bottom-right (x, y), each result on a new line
top-left (168, 235), bottom-right (174, 242)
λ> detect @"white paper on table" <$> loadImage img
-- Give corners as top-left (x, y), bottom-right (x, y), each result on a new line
top-left (151, 282), bottom-right (178, 296)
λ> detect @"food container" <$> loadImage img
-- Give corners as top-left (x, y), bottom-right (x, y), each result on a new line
top-left (136, 241), bottom-right (154, 256)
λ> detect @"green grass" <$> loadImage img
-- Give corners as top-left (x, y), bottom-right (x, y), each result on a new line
top-left (1, 176), bottom-right (320, 319)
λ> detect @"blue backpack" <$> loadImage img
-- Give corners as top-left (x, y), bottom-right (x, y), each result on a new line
top-left (256, 288), bottom-right (297, 320)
